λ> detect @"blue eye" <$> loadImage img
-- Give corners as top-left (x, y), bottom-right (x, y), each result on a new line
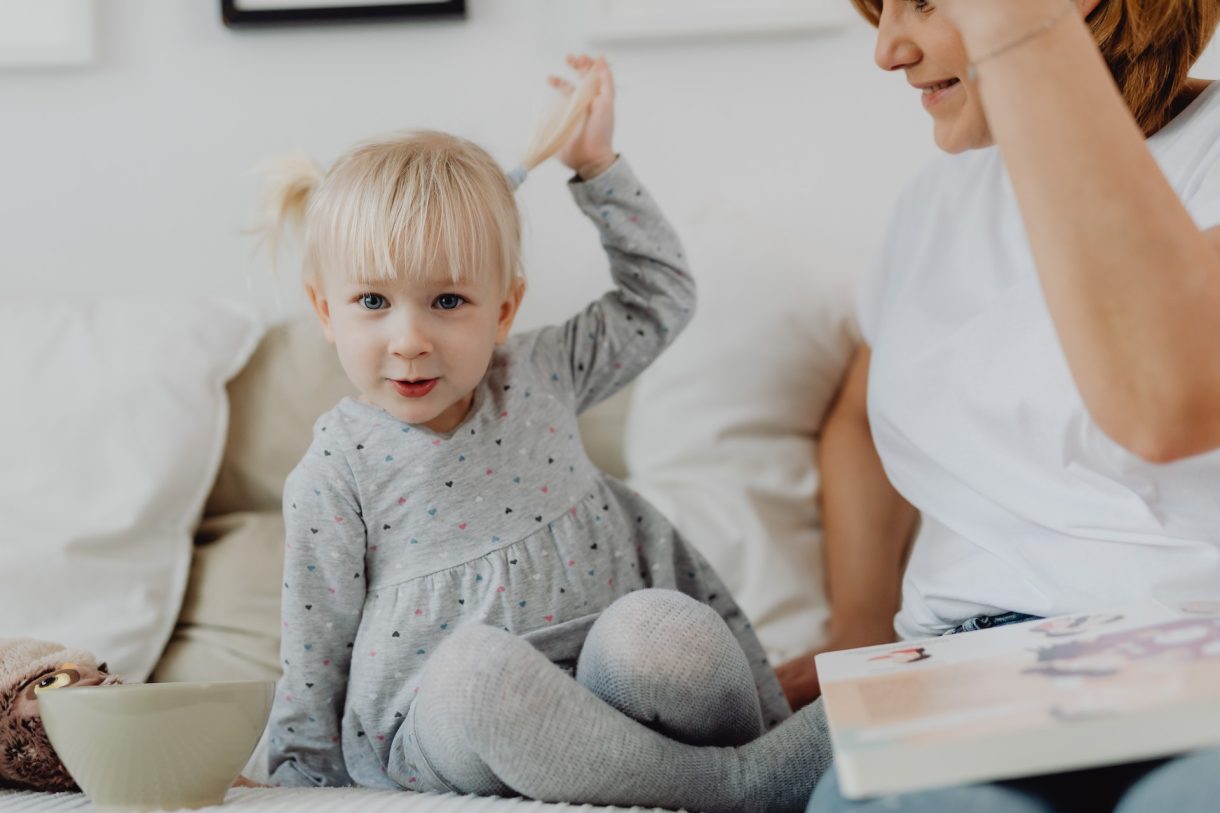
top-left (434, 294), bottom-right (465, 311)
top-left (359, 293), bottom-right (387, 310)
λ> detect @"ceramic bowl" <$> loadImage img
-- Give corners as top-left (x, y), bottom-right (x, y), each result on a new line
top-left (39, 680), bottom-right (274, 811)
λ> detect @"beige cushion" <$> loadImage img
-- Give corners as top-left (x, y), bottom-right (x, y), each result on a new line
top-left (152, 512), bottom-right (285, 684)
top-left (204, 319), bottom-right (356, 517)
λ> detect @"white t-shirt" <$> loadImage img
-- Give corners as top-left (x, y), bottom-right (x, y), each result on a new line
top-left (861, 81), bottom-right (1220, 640)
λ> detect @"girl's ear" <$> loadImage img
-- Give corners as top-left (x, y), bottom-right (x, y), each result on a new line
top-left (306, 279), bottom-right (335, 343)
top-left (495, 277), bottom-right (527, 345)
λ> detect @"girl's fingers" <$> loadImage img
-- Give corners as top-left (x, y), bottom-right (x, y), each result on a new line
top-left (548, 75), bottom-right (574, 95)
top-left (595, 56), bottom-right (615, 98)
top-left (567, 53), bottom-right (595, 75)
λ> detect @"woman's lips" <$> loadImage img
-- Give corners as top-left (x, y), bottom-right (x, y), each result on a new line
top-left (392, 378), bottom-right (438, 398)
top-left (922, 77), bottom-right (961, 109)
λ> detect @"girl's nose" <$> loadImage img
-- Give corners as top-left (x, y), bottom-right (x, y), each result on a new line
top-left (388, 312), bottom-right (432, 359)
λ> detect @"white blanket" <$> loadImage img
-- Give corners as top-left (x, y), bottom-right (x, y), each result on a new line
top-left (0, 788), bottom-right (671, 812)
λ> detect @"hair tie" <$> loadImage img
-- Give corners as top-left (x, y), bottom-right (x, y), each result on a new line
top-left (506, 165), bottom-right (528, 191)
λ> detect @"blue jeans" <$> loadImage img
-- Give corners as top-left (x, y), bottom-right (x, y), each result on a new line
top-left (807, 611), bottom-right (1220, 812)
top-left (944, 611), bottom-right (1040, 635)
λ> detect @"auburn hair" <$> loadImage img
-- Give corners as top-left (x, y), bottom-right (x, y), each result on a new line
top-left (849, 0), bottom-right (1220, 135)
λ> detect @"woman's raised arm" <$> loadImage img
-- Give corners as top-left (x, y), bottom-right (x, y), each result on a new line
top-left (939, 0), bottom-right (1220, 461)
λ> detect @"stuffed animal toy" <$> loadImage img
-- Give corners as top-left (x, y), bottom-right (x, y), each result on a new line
top-left (0, 638), bottom-right (119, 791)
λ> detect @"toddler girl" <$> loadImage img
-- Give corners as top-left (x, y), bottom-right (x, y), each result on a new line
top-left (264, 56), bottom-right (832, 811)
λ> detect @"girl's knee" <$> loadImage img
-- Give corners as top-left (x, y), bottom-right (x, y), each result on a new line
top-left (578, 588), bottom-right (746, 698)
top-left (420, 624), bottom-right (519, 704)
top-left (591, 589), bottom-right (719, 648)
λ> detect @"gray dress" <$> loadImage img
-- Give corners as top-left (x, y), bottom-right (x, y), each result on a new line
top-left (268, 158), bottom-right (790, 789)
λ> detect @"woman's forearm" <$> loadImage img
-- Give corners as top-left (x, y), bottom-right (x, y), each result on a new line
top-left (954, 0), bottom-right (1220, 460)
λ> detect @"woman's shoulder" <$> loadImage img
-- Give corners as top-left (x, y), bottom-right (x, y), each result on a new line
top-left (1159, 79), bottom-right (1220, 139)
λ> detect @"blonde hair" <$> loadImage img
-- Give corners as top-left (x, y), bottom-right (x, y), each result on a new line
top-left (258, 69), bottom-right (604, 298)
top-left (261, 131), bottom-right (521, 298)
top-left (848, 0), bottom-right (1220, 136)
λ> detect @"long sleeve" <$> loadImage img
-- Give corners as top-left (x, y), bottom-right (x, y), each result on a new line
top-left (267, 437), bottom-right (368, 787)
top-left (530, 157), bottom-right (696, 413)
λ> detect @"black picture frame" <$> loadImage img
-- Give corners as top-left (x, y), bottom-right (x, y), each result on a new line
top-left (221, 0), bottom-right (465, 28)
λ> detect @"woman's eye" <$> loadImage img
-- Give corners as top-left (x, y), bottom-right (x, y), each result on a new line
top-left (912, 0), bottom-right (933, 12)
top-left (33, 672), bottom-right (74, 695)
top-left (434, 294), bottom-right (465, 311)
top-left (359, 293), bottom-right (387, 310)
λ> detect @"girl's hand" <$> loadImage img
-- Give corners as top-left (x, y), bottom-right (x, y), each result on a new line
top-left (550, 54), bottom-right (616, 180)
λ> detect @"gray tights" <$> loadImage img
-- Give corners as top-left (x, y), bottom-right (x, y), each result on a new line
top-left (401, 588), bottom-right (832, 812)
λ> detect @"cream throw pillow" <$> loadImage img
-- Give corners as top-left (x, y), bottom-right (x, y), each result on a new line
top-left (624, 211), bottom-right (861, 663)
top-left (0, 296), bottom-right (261, 681)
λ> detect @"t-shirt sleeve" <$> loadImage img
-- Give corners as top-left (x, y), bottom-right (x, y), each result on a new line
top-left (524, 157), bottom-right (696, 413)
top-left (1185, 149), bottom-right (1220, 230)
top-left (855, 194), bottom-right (911, 347)
top-left (267, 431), bottom-right (367, 788)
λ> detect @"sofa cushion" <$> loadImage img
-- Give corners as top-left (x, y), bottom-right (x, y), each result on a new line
top-left (205, 318), bottom-right (355, 517)
top-left (624, 209), bottom-right (861, 662)
top-left (152, 512), bottom-right (285, 684)
top-left (0, 295), bottom-right (260, 682)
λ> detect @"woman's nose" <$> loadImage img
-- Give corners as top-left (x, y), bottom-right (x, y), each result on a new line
top-left (874, 8), bottom-right (922, 73)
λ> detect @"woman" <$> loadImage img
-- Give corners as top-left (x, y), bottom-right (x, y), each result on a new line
top-left (788, 0), bottom-right (1220, 809)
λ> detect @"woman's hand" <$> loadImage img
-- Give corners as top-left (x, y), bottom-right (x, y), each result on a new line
top-left (551, 54), bottom-right (617, 181)
top-left (776, 620), bottom-right (899, 710)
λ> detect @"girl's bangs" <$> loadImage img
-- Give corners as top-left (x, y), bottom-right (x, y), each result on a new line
top-left (314, 168), bottom-right (513, 294)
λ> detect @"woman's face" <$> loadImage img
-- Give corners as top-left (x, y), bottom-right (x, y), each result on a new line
top-left (874, 1), bottom-right (992, 154)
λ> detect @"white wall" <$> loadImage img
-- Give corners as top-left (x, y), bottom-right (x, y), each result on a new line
top-left (0, 0), bottom-right (936, 328)
top-left (4, 1), bottom-right (1219, 326)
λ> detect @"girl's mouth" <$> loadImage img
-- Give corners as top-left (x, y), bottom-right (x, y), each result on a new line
top-left (392, 378), bottom-right (438, 398)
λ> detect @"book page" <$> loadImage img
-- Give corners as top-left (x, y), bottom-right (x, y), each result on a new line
top-left (818, 602), bottom-right (1220, 750)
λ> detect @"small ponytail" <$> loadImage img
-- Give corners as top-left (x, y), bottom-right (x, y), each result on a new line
top-left (256, 154), bottom-right (325, 276)
top-left (510, 68), bottom-right (601, 188)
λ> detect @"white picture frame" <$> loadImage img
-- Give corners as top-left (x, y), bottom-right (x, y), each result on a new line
top-left (0, 0), bottom-right (94, 68)
top-left (586, 0), bottom-right (849, 43)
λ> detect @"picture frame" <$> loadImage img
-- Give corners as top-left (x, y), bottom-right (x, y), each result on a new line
top-left (221, 0), bottom-right (465, 28)
top-left (0, 0), bottom-right (94, 68)
top-left (586, 0), bottom-right (848, 43)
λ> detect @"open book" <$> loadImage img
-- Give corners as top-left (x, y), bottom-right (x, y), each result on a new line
top-left (816, 601), bottom-right (1220, 799)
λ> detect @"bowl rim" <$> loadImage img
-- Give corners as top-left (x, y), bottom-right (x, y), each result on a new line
top-left (39, 679), bottom-right (276, 698)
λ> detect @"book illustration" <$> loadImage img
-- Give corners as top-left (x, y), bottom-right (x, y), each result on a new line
top-left (819, 605), bottom-right (1220, 749)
